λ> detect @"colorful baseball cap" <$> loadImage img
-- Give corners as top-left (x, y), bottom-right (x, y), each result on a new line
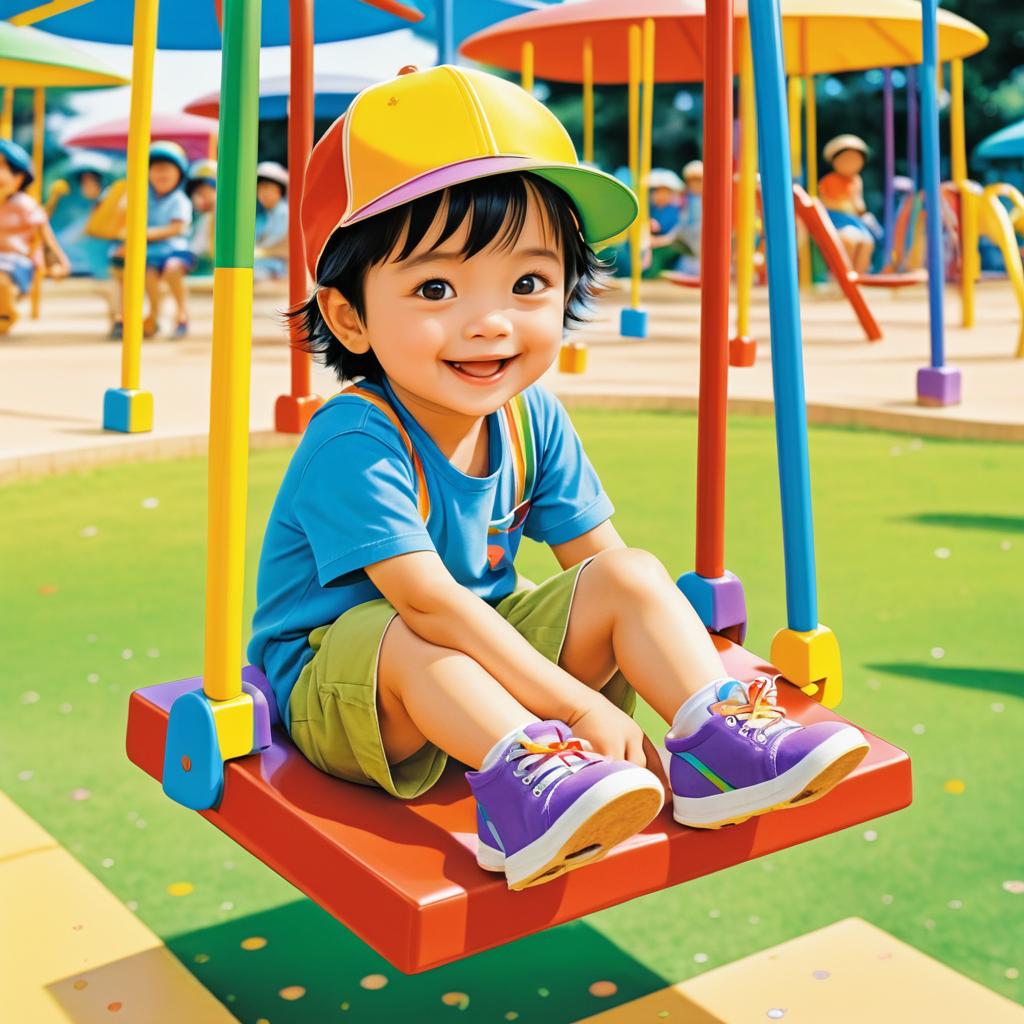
top-left (301, 64), bottom-right (638, 278)
top-left (149, 140), bottom-right (190, 177)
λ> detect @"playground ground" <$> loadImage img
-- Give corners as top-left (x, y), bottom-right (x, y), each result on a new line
top-left (1, 278), bottom-right (1023, 1022)
top-left (1, 274), bottom-right (1024, 482)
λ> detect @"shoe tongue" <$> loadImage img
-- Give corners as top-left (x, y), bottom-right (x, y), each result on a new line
top-left (521, 720), bottom-right (571, 745)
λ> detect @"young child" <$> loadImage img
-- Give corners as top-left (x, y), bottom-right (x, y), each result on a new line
top-left (248, 66), bottom-right (868, 892)
top-left (819, 135), bottom-right (882, 274)
top-left (109, 140), bottom-right (195, 340)
top-left (185, 158), bottom-right (217, 277)
top-left (253, 160), bottom-right (288, 282)
top-left (0, 138), bottom-right (70, 333)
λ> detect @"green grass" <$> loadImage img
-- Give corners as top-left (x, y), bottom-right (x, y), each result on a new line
top-left (2, 411), bottom-right (1022, 1023)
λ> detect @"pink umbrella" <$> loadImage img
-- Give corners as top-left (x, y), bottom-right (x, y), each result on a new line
top-left (63, 111), bottom-right (218, 162)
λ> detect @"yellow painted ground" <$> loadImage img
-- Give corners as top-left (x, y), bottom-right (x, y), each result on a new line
top-left (0, 791), bottom-right (235, 1023)
top-left (578, 917), bottom-right (1024, 1024)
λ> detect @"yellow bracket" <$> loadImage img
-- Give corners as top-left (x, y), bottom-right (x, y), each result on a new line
top-left (209, 692), bottom-right (255, 761)
top-left (770, 624), bottom-right (843, 709)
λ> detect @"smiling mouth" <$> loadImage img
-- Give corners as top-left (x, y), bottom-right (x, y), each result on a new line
top-left (443, 355), bottom-right (518, 381)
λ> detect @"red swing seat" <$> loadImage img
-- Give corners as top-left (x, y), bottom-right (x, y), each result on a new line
top-left (126, 634), bottom-right (911, 974)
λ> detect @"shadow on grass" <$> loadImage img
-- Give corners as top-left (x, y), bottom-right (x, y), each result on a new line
top-left (901, 513), bottom-right (1024, 534)
top-left (866, 663), bottom-right (1024, 697)
top-left (166, 900), bottom-right (668, 1024)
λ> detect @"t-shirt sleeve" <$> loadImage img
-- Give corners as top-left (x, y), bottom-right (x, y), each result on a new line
top-left (293, 430), bottom-right (435, 587)
top-left (523, 389), bottom-right (614, 545)
top-left (168, 191), bottom-right (192, 223)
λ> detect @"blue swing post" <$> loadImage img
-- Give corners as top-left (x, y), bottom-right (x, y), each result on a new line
top-left (916, 0), bottom-right (961, 407)
top-left (747, 0), bottom-right (842, 707)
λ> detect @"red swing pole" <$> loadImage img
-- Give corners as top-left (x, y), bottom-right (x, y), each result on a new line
top-left (275, 0), bottom-right (324, 432)
top-left (676, 0), bottom-right (747, 643)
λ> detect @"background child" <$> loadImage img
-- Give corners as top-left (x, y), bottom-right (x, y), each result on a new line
top-left (0, 139), bottom-right (70, 334)
top-left (185, 158), bottom-right (217, 277)
top-left (819, 134), bottom-right (882, 273)
top-left (249, 66), bottom-right (868, 892)
top-left (109, 140), bottom-right (194, 340)
top-left (47, 160), bottom-right (109, 278)
top-left (252, 160), bottom-right (288, 282)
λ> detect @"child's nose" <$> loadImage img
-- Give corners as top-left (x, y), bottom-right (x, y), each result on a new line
top-left (464, 309), bottom-right (513, 341)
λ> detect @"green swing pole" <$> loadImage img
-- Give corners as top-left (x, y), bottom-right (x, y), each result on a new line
top-left (203, 0), bottom-right (261, 705)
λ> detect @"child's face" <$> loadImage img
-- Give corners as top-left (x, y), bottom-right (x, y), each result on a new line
top-left (833, 149), bottom-right (865, 176)
top-left (78, 172), bottom-right (103, 200)
top-left (684, 174), bottom-right (703, 195)
top-left (149, 160), bottom-right (181, 195)
top-left (191, 181), bottom-right (216, 213)
top-left (338, 188), bottom-right (566, 420)
top-left (651, 186), bottom-right (677, 208)
top-left (0, 156), bottom-right (25, 199)
top-left (257, 180), bottom-right (284, 210)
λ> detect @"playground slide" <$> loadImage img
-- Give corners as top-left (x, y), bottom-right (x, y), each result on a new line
top-left (979, 184), bottom-right (1024, 357)
top-left (792, 184), bottom-right (882, 342)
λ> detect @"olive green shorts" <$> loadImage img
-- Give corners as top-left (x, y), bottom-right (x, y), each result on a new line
top-left (287, 559), bottom-right (636, 800)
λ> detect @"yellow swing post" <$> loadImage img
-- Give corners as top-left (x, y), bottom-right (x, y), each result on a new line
top-left (949, 57), bottom-right (977, 329)
top-left (560, 36), bottom-right (596, 373)
top-left (101, 0), bottom-right (158, 433)
top-left (619, 23), bottom-right (647, 337)
top-left (0, 88), bottom-right (13, 139)
top-left (29, 87), bottom-right (44, 320)
top-left (582, 36), bottom-right (594, 165)
top-left (730, 28), bottom-right (757, 367)
top-left (520, 40), bottom-right (534, 93)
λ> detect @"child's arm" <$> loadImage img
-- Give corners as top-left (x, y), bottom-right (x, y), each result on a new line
top-left (549, 520), bottom-right (627, 571)
top-left (39, 222), bottom-right (71, 277)
top-left (365, 549), bottom-right (646, 764)
top-left (146, 219), bottom-right (189, 241)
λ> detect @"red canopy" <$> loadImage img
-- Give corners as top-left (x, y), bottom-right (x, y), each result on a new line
top-left (63, 111), bottom-right (218, 162)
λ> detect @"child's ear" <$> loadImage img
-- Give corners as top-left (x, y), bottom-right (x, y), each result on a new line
top-left (317, 287), bottom-right (370, 354)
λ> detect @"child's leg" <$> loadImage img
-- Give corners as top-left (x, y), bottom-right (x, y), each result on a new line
top-left (162, 258), bottom-right (189, 325)
top-left (377, 615), bottom-right (539, 770)
top-left (144, 266), bottom-right (161, 327)
top-left (854, 236), bottom-right (874, 274)
top-left (558, 547), bottom-right (726, 725)
top-left (109, 265), bottom-right (123, 325)
top-left (0, 272), bottom-right (17, 333)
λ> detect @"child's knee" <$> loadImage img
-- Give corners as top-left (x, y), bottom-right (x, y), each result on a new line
top-left (587, 546), bottom-right (670, 594)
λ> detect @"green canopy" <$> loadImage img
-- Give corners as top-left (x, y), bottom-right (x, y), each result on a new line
top-left (0, 20), bottom-right (127, 88)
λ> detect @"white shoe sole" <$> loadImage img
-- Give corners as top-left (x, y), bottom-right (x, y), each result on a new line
top-left (663, 727), bottom-right (870, 829)
top-left (476, 768), bottom-right (664, 891)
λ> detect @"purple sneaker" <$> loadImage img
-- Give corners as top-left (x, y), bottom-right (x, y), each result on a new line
top-left (663, 678), bottom-right (869, 829)
top-left (467, 721), bottom-right (664, 890)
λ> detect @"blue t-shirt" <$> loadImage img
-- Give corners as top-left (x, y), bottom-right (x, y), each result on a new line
top-left (147, 185), bottom-right (192, 259)
top-left (248, 377), bottom-right (614, 724)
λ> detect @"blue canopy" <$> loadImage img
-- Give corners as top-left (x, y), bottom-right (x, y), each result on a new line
top-left (0, 0), bottom-right (411, 49)
top-left (411, 0), bottom-right (556, 54)
top-left (186, 73), bottom-right (378, 121)
top-left (974, 118), bottom-right (1024, 162)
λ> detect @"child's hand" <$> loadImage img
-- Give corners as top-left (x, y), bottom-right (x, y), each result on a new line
top-left (565, 693), bottom-right (648, 767)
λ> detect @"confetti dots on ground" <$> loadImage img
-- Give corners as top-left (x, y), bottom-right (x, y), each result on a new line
top-left (1001, 540), bottom-right (1012, 551)
top-left (141, 497), bottom-right (160, 509)
top-left (693, 953), bottom-right (709, 965)
top-left (193, 953), bottom-right (210, 964)
top-left (360, 974), bottom-right (388, 991)
top-left (240, 936), bottom-right (267, 951)
top-left (87, 672), bottom-right (99, 683)
top-left (107, 1001), bottom-right (122, 1013)
top-left (1002, 880), bottom-right (1024, 894)
top-left (934, 547), bottom-right (951, 559)
top-left (766, 1010), bottom-right (787, 1020)
top-left (948, 899), bottom-right (962, 910)
top-left (17, 770), bottom-right (33, 781)
top-left (70, 788), bottom-right (91, 801)
top-left (882, 894), bottom-right (894, 905)
top-left (73, 979), bottom-right (87, 991)
top-left (39, 584), bottom-right (58, 595)
top-left (146, 648), bottom-right (160, 658)
top-left (58, 702), bottom-right (73, 714)
top-left (812, 969), bottom-right (830, 980)
top-left (504, 1014), bottom-right (519, 1021)
top-left (86, 634), bottom-right (97, 643)
top-left (912, 724), bottom-right (926, 735)
top-left (930, 647), bottom-right (945, 659)
top-left (20, 690), bottom-right (40, 704)
top-left (748, 916), bottom-right (761, 926)
top-left (537, 987), bottom-right (550, 998)
top-left (166, 881), bottom-right (194, 896)
top-left (943, 779), bottom-right (966, 795)
top-left (220, 900), bottom-right (234, 911)
top-left (1007, 968), bottom-right (1020, 980)
top-left (101, 858), bottom-right (114, 869)
top-left (992, 702), bottom-right (1005, 713)
top-left (864, 829), bottom-right (878, 842)
top-left (279, 986), bottom-right (306, 1001)
top-left (125, 900), bottom-right (138, 912)
top-left (588, 981), bottom-right (618, 998)
top-left (80, 526), bottom-right (98, 538)
top-left (121, 649), bottom-right (133, 660)
top-left (441, 991), bottom-right (470, 1009)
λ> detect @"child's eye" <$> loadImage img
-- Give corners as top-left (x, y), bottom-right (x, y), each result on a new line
top-left (415, 279), bottom-right (454, 301)
top-left (512, 274), bottom-right (548, 295)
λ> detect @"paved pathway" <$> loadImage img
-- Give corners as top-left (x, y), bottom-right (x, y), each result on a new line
top-left (2, 275), bottom-right (1021, 481)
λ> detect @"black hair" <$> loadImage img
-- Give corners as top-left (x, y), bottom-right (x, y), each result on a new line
top-left (290, 171), bottom-right (607, 384)
top-left (185, 176), bottom-right (216, 199)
